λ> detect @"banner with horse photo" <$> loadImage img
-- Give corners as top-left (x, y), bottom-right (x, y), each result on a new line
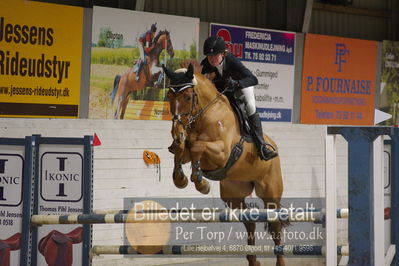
top-left (89, 6), bottom-right (199, 120)
top-left (379, 41), bottom-right (399, 125)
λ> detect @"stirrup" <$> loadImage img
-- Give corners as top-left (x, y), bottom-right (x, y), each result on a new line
top-left (260, 145), bottom-right (278, 161)
top-left (264, 143), bottom-right (277, 151)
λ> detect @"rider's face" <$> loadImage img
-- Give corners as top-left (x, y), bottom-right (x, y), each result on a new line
top-left (207, 53), bottom-right (223, 67)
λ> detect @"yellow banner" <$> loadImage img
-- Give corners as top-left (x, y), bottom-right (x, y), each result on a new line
top-left (0, 0), bottom-right (83, 118)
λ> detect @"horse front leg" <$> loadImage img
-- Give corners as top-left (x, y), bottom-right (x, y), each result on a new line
top-left (190, 160), bottom-right (210, 194)
top-left (172, 159), bottom-right (188, 189)
top-left (189, 139), bottom-right (228, 195)
top-left (171, 140), bottom-right (191, 189)
top-left (189, 141), bottom-right (210, 195)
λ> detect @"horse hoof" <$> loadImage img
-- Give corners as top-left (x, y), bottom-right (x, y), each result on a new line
top-left (248, 261), bottom-right (261, 266)
top-left (173, 175), bottom-right (188, 189)
top-left (196, 180), bottom-right (210, 194)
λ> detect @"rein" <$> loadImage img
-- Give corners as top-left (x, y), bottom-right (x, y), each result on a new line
top-left (172, 87), bottom-right (226, 130)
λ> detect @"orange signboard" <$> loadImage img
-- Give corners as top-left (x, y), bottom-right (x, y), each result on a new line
top-left (300, 34), bottom-right (377, 125)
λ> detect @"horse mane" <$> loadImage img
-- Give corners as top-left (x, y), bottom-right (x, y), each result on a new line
top-left (193, 73), bottom-right (220, 99)
top-left (168, 65), bottom-right (221, 104)
top-left (153, 30), bottom-right (169, 44)
top-left (180, 59), bottom-right (202, 74)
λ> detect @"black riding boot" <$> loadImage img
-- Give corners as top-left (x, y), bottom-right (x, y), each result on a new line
top-left (248, 113), bottom-right (278, 161)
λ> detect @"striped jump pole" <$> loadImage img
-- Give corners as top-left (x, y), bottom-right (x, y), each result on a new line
top-left (93, 208), bottom-right (349, 219)
top-left (31, 208), bottom-right (348, 225)
top-left (91, 244), bottom-right (349, 256)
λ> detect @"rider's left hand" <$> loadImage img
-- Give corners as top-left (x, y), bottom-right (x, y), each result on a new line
top-left (225, 77), bottom-right (240, 92)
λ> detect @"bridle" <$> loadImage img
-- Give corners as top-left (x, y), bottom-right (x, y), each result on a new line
top-left (170, 87), bottom-right (197, 131)
top-left (170, 85), bottom-right (225, 131)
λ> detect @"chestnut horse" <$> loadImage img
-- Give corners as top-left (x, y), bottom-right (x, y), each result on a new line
top-left (110, 30), bottom-right (174, 119)
top-left (163, 63), bottom-right (285, 266)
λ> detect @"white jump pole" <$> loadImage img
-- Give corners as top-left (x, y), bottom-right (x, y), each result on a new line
top-left (325, 134), bottom-right (337, 266)
top-left (374, 136), bottom-right (384, 266)
top-left (327, 127), bottom-right (389, 265)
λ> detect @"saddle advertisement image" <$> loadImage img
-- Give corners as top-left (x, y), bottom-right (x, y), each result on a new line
top-left (0, 145), bottom-right (25, 266)
top-left (36, 144), bottom-right (86, 266)
top-left (89, 7), bottom-right (199, 120)
top-left (0, 0), bottom-right (83, 118)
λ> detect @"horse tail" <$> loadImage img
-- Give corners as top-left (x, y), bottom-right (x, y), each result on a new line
top-left (110, 74), bottom-right (121, 105)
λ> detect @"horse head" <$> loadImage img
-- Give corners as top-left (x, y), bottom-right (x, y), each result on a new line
top-left (163, 64), bottom-right (197, 153)
top-left (153, 30), bottom-right (174, 58)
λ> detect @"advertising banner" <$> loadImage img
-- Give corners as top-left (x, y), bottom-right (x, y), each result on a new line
top-left (34, 136), bottom-right (92, 266)
top-left (300, 34), bottom-right (377, 125)
top-left (210, 23), bottom-right (296, 122)
top-left (0, 0), bottom-right (83, 118)
top-left (89, 6), bottom-right (199, 120)
top-left (380, 41), bottom-right (399, 125)
top-left (0, 144), bottom-right (25, 266)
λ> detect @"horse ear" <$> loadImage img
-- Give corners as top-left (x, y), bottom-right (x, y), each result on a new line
top-left (186, 63), bottom-right (194, 79)
top-left (162, 64), bottom-right (173, 78)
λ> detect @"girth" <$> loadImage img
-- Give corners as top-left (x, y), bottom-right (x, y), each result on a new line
top-left (202, 137), bottom-right (245, 181)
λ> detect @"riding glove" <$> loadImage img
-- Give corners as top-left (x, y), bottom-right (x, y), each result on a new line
top-left (225, 77), bottom-right (240, 92)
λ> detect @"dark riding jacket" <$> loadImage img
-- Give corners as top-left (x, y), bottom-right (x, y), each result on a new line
top-left (139, 31), bottom-right (155, 54)
top-left (201, 53), bottom-right (258, 92)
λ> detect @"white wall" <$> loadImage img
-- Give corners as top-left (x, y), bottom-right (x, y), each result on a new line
top-left (0, 118), bottom-right (349, 265)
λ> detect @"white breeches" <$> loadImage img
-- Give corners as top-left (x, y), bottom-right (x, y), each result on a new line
top-left (239, 86), bottom-right (257, 116)
top-left (138, 43), bottom-right (145, 62)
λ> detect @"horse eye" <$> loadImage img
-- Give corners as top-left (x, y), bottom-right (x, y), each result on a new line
top-left (186, 96), bottom-right (191, 101)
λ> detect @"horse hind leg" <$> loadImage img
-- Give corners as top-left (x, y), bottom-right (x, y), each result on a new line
top-left (110, 75), bottom-right (121, 105)
top-left (221, 195), bottom-right (260, 266)
top-left (119, 93), bottom-right (130, 119)
top-left (114, 99), bottom-right (121, 119)
top-left (261, 198), bottom-right (286, 266)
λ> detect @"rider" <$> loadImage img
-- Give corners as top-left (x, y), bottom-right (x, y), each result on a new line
top-left (201, 36), bottom-right (278, 161)
top-left (135, 23), bottom-right (157, 81)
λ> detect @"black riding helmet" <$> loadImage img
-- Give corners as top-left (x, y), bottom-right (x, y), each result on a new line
top-left (151, 23), bottom-right (157, 32)
top-left (203, 36), bottom-right (226, 56)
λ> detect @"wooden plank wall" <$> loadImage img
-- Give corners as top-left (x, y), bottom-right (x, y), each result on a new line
top-left (0, 118), bottom-right (348, 265)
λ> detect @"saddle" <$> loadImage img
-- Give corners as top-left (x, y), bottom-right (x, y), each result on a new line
top-left (225, 92), bottom-right (254, 143)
